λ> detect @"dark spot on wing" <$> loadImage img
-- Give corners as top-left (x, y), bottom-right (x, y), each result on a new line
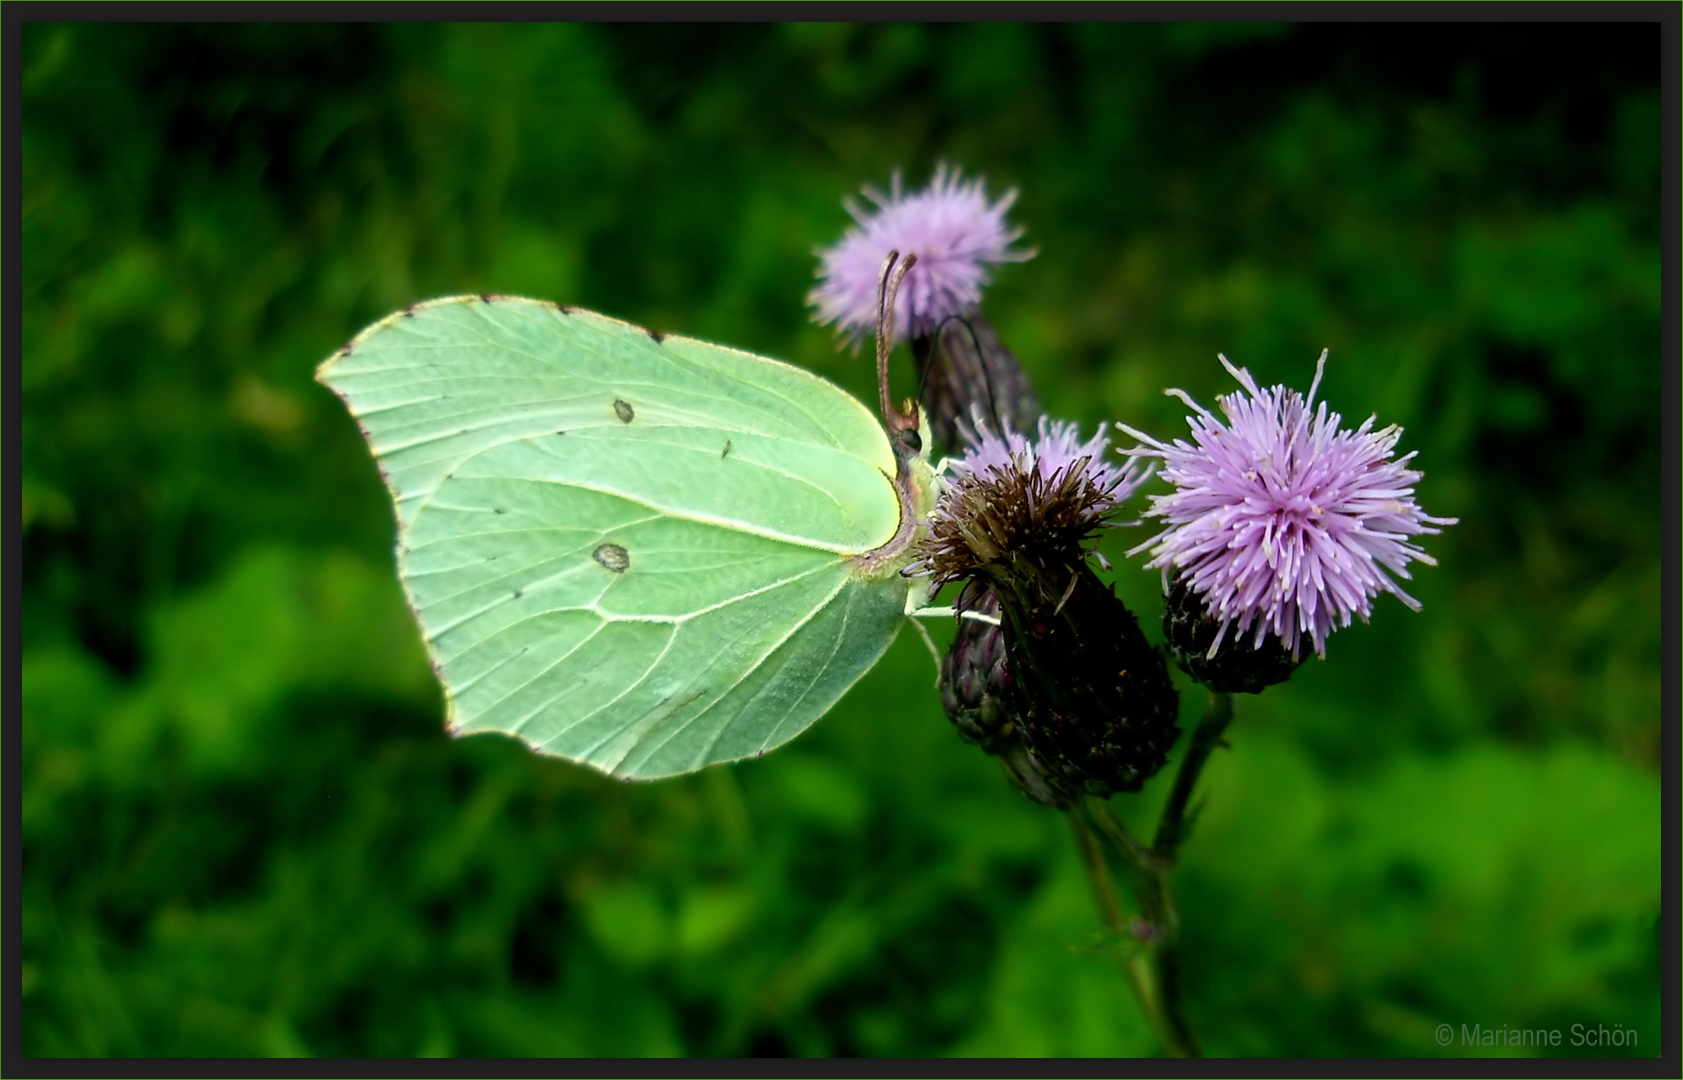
top-left (403, 306), bottom-right (416, 318)
top-left (494, 507), bottom-right (507, 515)
top-left (646, 328), bottom-right (667, 344)
top-left (512, 588), bottom-right (523, 599)
top-left (558, 304), bottom-right (577, 315)
top-left (556, 429), bottom-right (566, 435)
top-left (593, 543), bottom-right (630, 573)
top-left (613, 399), bottom-right (635, 423)
top-left (341, 341), bottom-right (355, 356)
top-left (721, 439), bottom-right (732, 459)
top-left (479, 294), bottom-right (494, 304)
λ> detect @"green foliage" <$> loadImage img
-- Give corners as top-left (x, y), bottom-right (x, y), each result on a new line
top-left (22, 22), bottom-right (1659, 1057)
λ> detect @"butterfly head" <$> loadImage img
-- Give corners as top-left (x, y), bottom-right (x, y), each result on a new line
top-left (888, 398), bottom-right (924, 458)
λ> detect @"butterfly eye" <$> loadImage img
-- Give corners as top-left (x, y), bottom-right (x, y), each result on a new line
top-left (896, 427), bottom-right (923, 454)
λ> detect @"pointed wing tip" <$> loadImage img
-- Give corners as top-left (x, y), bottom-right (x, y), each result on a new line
top-left (315, 353), bottom-right (345, 386)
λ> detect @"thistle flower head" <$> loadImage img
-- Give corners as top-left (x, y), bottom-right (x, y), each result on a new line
top-left (925, 417), bottom-right (1153, 804)
top-left (1118, 350), bottom-right (1458, 661)
top-left (912, 417), bottom-right (1144, 588)
top-left (917, 422), bottom-right (1178, 800)
top-left (810, 164), bottom-right (1033, 345)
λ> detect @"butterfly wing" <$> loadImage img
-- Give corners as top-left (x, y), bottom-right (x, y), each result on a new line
top-left (319, 295), bottom-right (913, 778)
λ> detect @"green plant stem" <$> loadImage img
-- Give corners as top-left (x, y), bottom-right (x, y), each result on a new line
top-left (1077, 797), bottom-right (1201, 1058)
top-left (1069, 812), bottom-right (1126, 931)
top-left (1069, 814), bottom-right (1162, 1042)
top-left (1153, 690), bottom-right (1235, 860)
top-left (1068, 689), bottom-right (1235, 1058)
top-left (1070, 808), bottom-right (1196, 1058)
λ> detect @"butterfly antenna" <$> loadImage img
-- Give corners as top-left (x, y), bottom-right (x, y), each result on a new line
top-left (926, 314), bottom-right (1005, 434)
top-left (875, 250), bottom-right (920, 435)
top-left (963, 318), bottom-right (1005, 430)
top-left (912, 317), bottom-right (949, 403)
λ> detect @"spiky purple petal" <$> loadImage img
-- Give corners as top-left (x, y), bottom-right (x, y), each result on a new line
top-left (956, 414), bottom-right (1144, 502)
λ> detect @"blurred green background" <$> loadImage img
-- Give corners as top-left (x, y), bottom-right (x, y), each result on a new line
top-left (21, 22), bottom-right (1661, 1057)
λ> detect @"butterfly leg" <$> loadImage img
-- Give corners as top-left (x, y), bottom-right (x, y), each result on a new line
top-left (910, 606), bottom-right (1001, 626)
top-left (906, 615), bottom-right (943, 686)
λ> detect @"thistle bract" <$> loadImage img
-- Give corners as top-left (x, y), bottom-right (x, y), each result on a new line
top-left (940, 581), bottom-right (1014, 751)
top-left (1162, 571), bottom-right (1304, 693)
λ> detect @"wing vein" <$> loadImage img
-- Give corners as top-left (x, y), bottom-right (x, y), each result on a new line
top-left (616, 574), bottom-right (858, 774)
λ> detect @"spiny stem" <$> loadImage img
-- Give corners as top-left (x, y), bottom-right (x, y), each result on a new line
top-left (1068, 689), bottom-right (1236, 1058)
top-left (1069, 813), bottom-right (1184, 1057)
top-left (1153, 690), bottom-right (1235, 860)
top-left (1077, 797), bottom-right (1200, 1058)
top-left (1069, 812), bottom-right (1126, 931)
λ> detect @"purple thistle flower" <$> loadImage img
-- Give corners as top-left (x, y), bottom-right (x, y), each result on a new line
top-left (810, 164), bottom-right (1033, 345)
top-left (911, 416), bottom-right (1144, 588)
top-left (1117, 350), bottom-right (1457, 661)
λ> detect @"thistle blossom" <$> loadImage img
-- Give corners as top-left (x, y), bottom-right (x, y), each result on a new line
top-left (810, 164), bottom-right (1033, 344)
top-left (1118, 351), bottom-right (1457, 661)
top-left (912, 416), bottom-right (1143, 589)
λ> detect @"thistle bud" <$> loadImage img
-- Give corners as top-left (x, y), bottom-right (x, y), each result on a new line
top-left (1162, 572), bottom-right (1304, 694)
top-left (939, 581), bottom-right (1013, 751)
top-left (938, 580), bottom-right (1073, 808)
top-left (913, 314), bottom-right (1042, 457)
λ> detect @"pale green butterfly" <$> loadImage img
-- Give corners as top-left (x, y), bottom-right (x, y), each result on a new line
top-left (318, 255), bottom-right (965, 780)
